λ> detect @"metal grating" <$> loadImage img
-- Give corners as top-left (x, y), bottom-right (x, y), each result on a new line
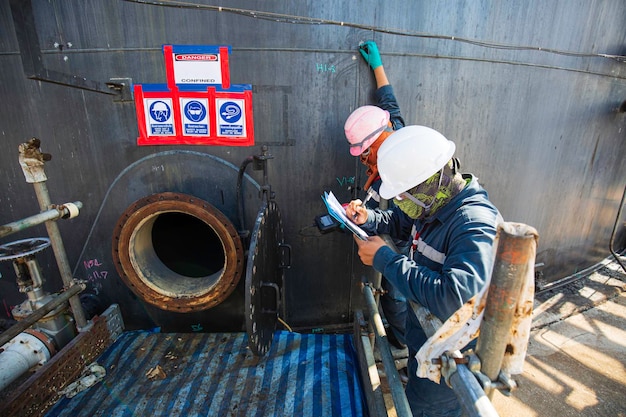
top-left (0, 304), bottom-right (123, 417)
top-left (44, 330), bottom-right (365, 417)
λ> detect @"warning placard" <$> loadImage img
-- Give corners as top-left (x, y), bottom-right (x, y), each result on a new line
top-left (145, 98), bottom-right (175, 136)
top-left (168, 45), bottom-right (230, 87)
top-left (134, 45), bottom-right (253, 146)
top-left (216, 99), bottom-right (245, 137)
top-left (181, 98), bottom-right (209, 136)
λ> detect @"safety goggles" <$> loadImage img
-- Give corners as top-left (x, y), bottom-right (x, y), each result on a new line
top-left (394, 168), bottom-right (444, 210)
top-left (348, 125), bottom-right (386, 155)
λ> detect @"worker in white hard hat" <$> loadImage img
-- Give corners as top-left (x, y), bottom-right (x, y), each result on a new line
top-left (346, 125), bottom-right (500, 417)
top-left (344, 40), bottom-right (408, 352)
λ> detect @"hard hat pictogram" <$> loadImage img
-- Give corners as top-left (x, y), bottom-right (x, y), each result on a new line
top-left (149, 101), bottom-right (171, 122)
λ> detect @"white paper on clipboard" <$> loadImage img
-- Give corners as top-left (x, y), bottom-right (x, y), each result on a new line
top-left (322, 191), bottom-right (369, 240)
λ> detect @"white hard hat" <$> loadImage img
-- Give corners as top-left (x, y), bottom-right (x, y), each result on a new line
top-left (378, 125), bottom-right (456, 200)
top-left (344, 105), bottom-right (390, 156)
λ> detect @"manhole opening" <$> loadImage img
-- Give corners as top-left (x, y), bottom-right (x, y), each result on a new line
top-left (113, 191), bottom-right (245, 311)
top-left (152, 212), bottom-right (226, 278)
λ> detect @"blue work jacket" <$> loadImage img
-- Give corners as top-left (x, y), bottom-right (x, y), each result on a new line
top-left (363, 174), bottom-right (500, 348)
top-left (374, 84), bottom-right (405, 130)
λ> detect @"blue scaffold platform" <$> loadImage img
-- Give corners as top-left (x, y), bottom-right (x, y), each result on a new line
top-left (44, 330), bottom-right (366, 417)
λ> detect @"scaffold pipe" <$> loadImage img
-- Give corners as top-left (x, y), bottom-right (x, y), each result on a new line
top-left (362, 284), bottom-right (412, 417)
top-left (0, 202), bottom-right (82, 239)
top-left (476, 222), bottom-right (539, 395)
top-left (18, 139), bottom-right (89, 330)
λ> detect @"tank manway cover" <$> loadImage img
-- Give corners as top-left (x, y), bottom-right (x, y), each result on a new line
top-left (245, 200), bottom-right (290, 356)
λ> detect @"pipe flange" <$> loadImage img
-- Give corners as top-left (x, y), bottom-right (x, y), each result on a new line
top-left (23, 328), bottom-right (57, 357)
top-left (112, 192), bottom-right (244, 313)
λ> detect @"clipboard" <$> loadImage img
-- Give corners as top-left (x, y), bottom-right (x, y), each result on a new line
top-left (321, 191), bottom-right (369, 240)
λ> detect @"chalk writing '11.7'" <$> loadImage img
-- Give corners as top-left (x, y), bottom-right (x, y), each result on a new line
top-left (83, 258), bottom-right (109, 282)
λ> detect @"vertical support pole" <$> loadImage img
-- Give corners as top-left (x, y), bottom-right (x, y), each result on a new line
top-left (368, 197), bottom-right (390, 349)
top-left (353, 310), bottom-right (388, 417)
top-left (18, 139), bottom-right (89, 330)
top-left (475, 222), bottom-right (538, 397)
top-left (31, 181), bottom-right (89, 330)
top-left (363, 284), bottom-right (412, 417)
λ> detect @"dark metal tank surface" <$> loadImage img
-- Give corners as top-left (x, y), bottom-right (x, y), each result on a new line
top-left (0, 1), bottom-right (624, 331)
top-left (72, 150), bottom-right (262, 331)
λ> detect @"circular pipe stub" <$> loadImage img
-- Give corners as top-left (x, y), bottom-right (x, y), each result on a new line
top-left (112, 192), bottom-right (244, 313)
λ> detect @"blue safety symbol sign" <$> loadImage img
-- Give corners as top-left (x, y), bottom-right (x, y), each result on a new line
top-left (217, 99), bottom-right (245, 136)
top-left (146, 98), bottom-right (174, 135)
top-left (184, 100), bottom-right (206, 122)
top-left (181, 98), bottom-right (209, 136)
top-left (134, 45), bottom-right (253, 146)
top-left (150, 100), bottom-right (171, 122)
top-left (219, 101), bottom-right (242, 123)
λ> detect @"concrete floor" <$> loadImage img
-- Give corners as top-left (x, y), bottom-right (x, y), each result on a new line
top-left (378, 259), bottom-right (626, 417)
top-left (492, 261), bottom-right (626, 417)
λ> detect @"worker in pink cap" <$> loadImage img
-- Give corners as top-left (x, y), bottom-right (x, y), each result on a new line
top-left (344, 40), bottom-right (408, 353)
top-left (344, 40), bottom-right (406, 194)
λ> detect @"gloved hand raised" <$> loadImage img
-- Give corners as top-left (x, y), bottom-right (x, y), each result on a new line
top-left (359, 40), bottom-right (383, 70)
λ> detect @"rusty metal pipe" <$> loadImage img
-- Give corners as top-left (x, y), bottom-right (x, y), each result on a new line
top-left (112, 192), bottom-right (244, 312)
top-left (18, 139), bottom-right (89, 330)
top-left (475, 222), bottom-right (539, 392)
top-left (0, 283), bottom-right (85, 348)
top-left (32, 182), bottom-right (89, 330)
top-left (0, 202), bottom-right (82, 239)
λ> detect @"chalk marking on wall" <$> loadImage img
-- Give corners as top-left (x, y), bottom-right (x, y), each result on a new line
top-left (316, 63), bottom-right (336, 73)
top-left (83, 258), bottom-right (109, 283)
top-left (336, 176), bottom-right (355, 186)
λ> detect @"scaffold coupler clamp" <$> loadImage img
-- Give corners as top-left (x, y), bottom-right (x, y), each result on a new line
top-left (464, 351), bottom-right (518, 397)
top-left (361, 281), bottom-right (385, 297)
top-left (439, 351), bottom-right (458, 388)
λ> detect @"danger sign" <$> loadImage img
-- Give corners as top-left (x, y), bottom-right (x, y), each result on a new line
top-left (165, 45), bottom-right (230, 90)
top-left (134, 44), bottom-right (254, 146)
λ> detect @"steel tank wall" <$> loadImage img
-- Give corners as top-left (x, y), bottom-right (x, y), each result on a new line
top-left (0, 0), bottom-right (624, 329)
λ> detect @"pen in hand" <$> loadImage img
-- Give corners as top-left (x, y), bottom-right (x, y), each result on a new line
top-left (352, 189), bottom-right (374, 221)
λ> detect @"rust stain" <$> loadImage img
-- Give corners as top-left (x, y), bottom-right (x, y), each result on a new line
top-left (487, 285), bottom-right (518, 311)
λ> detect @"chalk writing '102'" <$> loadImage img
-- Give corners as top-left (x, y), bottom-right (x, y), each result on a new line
top-left (83, 258), bottom-right (109, 282)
